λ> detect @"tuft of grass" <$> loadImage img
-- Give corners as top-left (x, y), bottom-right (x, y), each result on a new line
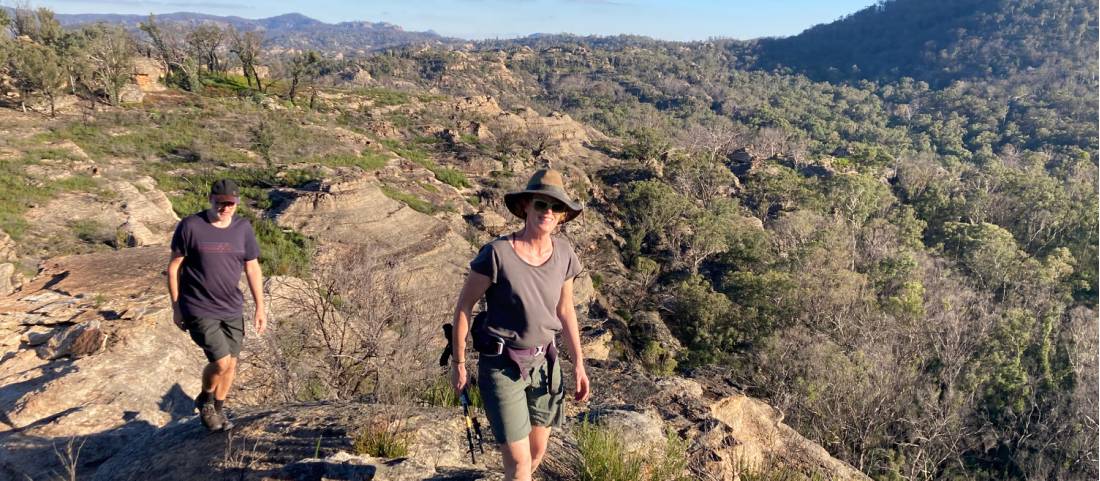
top-left (419, 376), bottom-right (483, 408)
top-left (352, 420), bottom-right (410, 458)
top-left (380, 185), bottom-right (435, 215)
top-left (576, 418), bottom-right (643, 481)
top-left (576, 418), bottom-right (691, 481)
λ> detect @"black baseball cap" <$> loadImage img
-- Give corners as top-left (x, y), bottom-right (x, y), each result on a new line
top-left (210, 179), bottom-right (240, 202)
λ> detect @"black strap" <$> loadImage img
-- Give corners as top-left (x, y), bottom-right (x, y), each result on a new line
top-left (439, 323), bottom-right (453, 367)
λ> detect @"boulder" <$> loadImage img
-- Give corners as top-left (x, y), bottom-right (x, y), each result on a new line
top-left (708, 394), bottom-right (871, 480)
top-left (118, 83), bottom-right (145, 104)
top-left (132, 57), bottom-right (166, 92)
top-left (579, 324), bottom-right (613, 361)
top-left (587, 407), bottom-right (666, 455)
top-left (469, 210), bottom-right (509, 236)
top-left (35, 320), bottom-right (107, 360)
top-left (120, 215), bottom-right (158, 247)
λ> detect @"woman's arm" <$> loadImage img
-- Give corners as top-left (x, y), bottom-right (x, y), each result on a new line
top-left (557, 277), bottom-right (590, 402)
top-left (451, 271), bottom-right (491, 392)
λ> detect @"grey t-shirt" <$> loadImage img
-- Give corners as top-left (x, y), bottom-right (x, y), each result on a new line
top-left (171, 211), bottom-right (260, 319)
top-left (470, 235), bottom-right (583, 348)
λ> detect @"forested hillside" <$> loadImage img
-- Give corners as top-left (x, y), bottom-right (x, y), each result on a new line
top-left (754, 0), bottom-right (1098, 86)
top-left (0, 0), bottom-right (1096, 480)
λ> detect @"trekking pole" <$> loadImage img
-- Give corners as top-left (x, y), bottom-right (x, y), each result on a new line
top-left (468, 378), bottom-right (485, 454)
top-left (460, 389), bottom-right (478, 463)
top-left (442, 324), bottom-right (480, 463)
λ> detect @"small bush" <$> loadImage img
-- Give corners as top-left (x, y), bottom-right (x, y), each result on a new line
top-left (640, 340), bottom-right (678, 377)
top-left (352, 421), bottom-right (410, 458)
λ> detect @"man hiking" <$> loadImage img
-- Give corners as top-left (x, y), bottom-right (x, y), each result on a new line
top-left (167, 179), bottom-right (266, 432)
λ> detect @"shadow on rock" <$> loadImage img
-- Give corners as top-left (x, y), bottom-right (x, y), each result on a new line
top-left (0, 383), bottom-right (197, 481)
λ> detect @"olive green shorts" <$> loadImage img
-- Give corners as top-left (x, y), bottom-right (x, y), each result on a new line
top-left (478, 353), bottom-right (564, 444)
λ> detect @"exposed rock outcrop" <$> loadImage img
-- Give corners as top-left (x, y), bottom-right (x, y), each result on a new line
top-left (0, 247), bottom-right (205, 481)
top-left (273, 175), bottom-right (475, 295)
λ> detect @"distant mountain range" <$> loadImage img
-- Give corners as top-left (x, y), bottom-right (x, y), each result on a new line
top-left (50, 11), bottom-right (458, 54)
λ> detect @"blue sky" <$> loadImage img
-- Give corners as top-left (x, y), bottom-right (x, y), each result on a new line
top-left (35, 0), bottom-right (877, 41)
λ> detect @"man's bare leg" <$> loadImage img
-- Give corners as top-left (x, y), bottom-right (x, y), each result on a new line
top-left (202, 355), bottom-right (235, 401)
top-left (213, 356), bottom-right (237, 401)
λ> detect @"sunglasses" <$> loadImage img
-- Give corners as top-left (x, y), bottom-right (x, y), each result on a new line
top-left (215, 200), bottom-right (238, 209)
top-left (532, 198), bottom-right (567, 213)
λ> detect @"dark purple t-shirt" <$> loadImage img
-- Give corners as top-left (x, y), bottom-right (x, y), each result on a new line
top-left (171, 211), bottom-right (260, 319)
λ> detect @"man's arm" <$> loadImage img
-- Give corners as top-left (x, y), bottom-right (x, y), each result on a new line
top-left (167, 255), bottom-right (185, 330)
top-left (244, 259), bottom-right (266, 334)
top-left (557, 277), bottom-right (590, 402)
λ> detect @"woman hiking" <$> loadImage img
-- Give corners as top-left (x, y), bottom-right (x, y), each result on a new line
top-left (450, 168), bottom-right (591, 481)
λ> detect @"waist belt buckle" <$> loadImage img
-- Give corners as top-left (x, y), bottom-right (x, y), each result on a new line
top-left (490, 336), bottom-right (504, 356)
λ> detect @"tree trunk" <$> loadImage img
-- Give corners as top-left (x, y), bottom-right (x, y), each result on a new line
top-left (288, 77), bottom-right (299, 105)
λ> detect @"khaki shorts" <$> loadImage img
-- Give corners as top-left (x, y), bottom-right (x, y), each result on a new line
top-left (478, 353), bottom-right (564, 444)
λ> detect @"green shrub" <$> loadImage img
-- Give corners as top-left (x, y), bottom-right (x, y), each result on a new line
top-left (249, 215), bottom-right (313, 277)
top-left (352, 421), bottom-right (410, 458)
top-left (640, 340), bottom-right (678, 377)
top-left (358, 87), bottom-right (411, 107)
top-left (431, 166), bottom-right (471, 189)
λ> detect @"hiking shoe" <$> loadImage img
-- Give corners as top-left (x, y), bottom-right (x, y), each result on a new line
top-left (200, 402), bottom-right (224, 431)
top-left (216, 405), bottom-right (235, 431)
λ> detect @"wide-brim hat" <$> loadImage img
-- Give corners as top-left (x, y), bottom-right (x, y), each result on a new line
top-left (504, 169), bottom-right (583, 224)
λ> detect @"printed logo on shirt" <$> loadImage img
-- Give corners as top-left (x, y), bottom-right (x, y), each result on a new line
top-left (198, 242), bottom-right (239, 254)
